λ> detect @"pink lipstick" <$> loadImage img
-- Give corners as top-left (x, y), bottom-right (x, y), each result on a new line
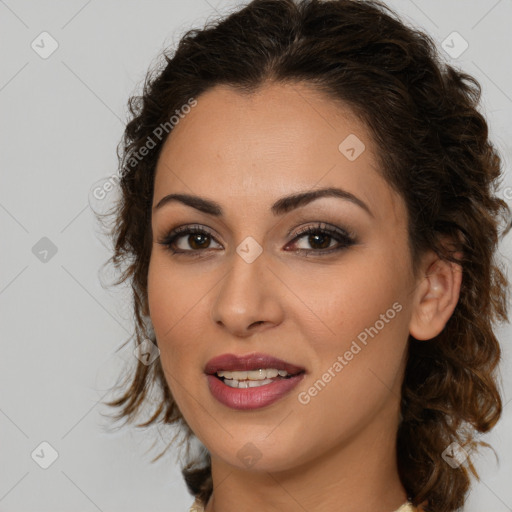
top-left (205, 353), bottom-right (306, 410)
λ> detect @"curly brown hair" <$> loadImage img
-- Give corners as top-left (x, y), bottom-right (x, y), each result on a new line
top-left (99, 1), bottom-right (511, 511)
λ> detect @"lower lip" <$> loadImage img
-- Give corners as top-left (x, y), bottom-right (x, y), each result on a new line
top-left (206, 374), bottom-right (305, 410)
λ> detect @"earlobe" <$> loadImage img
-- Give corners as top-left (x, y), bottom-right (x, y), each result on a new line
top-left (409, 252), bottom-right (463, 341)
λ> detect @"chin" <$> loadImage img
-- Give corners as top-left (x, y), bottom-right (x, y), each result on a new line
top-left (206, 432), bottom-right (308, 473)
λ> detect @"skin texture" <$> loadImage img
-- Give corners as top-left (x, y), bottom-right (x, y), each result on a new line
top-left (147, 82), bottom-right (462, 512)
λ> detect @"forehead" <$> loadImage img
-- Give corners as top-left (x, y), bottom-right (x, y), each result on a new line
top-left (153, 81), bottom-right (404, 224)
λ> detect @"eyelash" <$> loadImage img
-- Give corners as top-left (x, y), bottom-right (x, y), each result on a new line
top-left (158, 222), bottom-right (357, 257)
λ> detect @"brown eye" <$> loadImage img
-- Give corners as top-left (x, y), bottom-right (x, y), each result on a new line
top-left (185, 233), bottom-right (212, 250)
top-left (288, 222), bottom-right (356, 255)
top-left (304, 232), bottom-right (333, 250)
top-left (159, 222), bottom-right (356, 257)
top-left (159, 225), bottom-right (222, 254)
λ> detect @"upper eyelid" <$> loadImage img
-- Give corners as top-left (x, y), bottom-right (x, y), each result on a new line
top-left (162, 222), bottom-right (356, 249)
top-left (165, 222), bottom-right (351, 238)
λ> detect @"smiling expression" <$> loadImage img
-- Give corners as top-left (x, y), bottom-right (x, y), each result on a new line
top-left (147, 81), bottom-right (419, 472)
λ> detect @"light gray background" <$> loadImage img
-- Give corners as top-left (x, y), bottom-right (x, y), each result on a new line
top-left (1, 1), bottom-right (511, 511)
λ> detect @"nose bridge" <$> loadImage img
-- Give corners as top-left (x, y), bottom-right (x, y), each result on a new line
top-left (211, 243), bottom-right (283, 334)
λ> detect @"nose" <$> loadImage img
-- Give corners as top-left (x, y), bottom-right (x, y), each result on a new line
top-left (210, 249), bottom-right (285, 337)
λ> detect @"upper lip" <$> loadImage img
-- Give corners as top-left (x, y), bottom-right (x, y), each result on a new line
top-left (205, 352), bottom-right (306, 375)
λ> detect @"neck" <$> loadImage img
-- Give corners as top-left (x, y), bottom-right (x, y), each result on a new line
top-left (205, 405), bottom-right (407, 512)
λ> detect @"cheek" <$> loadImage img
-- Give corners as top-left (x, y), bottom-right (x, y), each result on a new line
top-left (292, 249), bottom-right (410, 404)
top-left (296, 299), bottom-right (408, 447)
top-left (147, 256), bottom-right (189, 361)
top-left (147, 253), bottom-right (212, 377)
top-left (148, 253), bottom-right (193, 333)
top-left (147, 258), bottom-right (202, 417)
top-left (292, 250), bottom-right (408, 347)
top-left (147, 258), bottom-right (174, 338)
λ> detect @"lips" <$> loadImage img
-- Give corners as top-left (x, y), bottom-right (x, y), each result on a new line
top-left (204, 352), bottom-right (306, 410)
top-left (204, 352), bottom-right (306, 376)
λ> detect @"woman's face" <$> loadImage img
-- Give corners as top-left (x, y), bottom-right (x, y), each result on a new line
top-left (148, 82), bottom-right (420, 473)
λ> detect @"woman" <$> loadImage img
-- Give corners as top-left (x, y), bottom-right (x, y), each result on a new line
top-left (101, 1), bottom-right (511, 511)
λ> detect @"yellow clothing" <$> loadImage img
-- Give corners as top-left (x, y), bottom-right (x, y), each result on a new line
top-left (189, 498), bottom-right (418, 511)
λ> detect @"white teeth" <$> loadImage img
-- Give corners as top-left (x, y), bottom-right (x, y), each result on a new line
top-left (217, 368), bottom-right (290, 380)
top-left (217, 368), bottom-right (298, 389)
top-left (224, 378), bottom-right (274, 389)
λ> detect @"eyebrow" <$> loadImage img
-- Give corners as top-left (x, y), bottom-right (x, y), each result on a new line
top-left (153, 187), bottom-right (374, 218)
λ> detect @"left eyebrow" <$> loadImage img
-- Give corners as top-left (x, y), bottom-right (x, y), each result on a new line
top-left (153, 186), bottom-right (374, 218)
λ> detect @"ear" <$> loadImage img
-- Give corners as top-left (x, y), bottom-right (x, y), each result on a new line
top-left (409, 250), bottom-right (463, 341)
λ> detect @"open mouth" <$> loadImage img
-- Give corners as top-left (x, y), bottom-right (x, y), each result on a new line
top-left (204, 352), bottom-right (306, 409)
top-left (214, 368), bottom-right (304, 389)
